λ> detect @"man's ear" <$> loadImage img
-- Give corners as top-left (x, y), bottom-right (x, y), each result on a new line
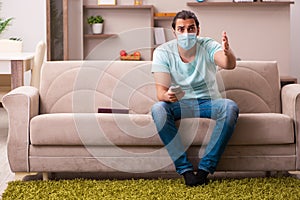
top-left (197, 27), bottom-right (200, 36)
top-left (173, 30), bottom-right (177, 38)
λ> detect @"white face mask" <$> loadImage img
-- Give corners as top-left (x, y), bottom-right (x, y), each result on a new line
top-left (177, 33), bottom-right (197, 50)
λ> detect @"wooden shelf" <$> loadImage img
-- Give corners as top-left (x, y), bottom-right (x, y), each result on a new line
top-left (187, 1), bottom-right (294, 7)
top-left (83, 4), bottom-right (154, 60)
top-left (84, 5), bottom-right (154, 9)
top-left (84, 34), bottom-right (117, 39)
top-left (154, 16), bottom-right (174, 21)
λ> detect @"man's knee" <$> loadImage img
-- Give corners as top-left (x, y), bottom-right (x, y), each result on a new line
top-left (226, 99), bottom-right (239, 117)
top-left (152, 101), bottom-right (166, 113)
top-left (151, 101), bottom-right (169, 119)
top-left (215, 99), bottom-right (239, 120)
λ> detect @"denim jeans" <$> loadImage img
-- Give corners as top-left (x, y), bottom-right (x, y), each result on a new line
top-left (151, 98), bottom-right (239, 175)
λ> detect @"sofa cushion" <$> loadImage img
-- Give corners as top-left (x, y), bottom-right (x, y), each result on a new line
top-left (30, 113), bottom-right (294, 146)
top-left (229, 113), bottom-right (294, 145)
top-left (30, 113), bottom-right (159, 146)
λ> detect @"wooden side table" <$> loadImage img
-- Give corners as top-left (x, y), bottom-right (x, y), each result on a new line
top-left (0, 52), bottom-right (34, 89)
top-left (0, 52), bottom-right (34, 107)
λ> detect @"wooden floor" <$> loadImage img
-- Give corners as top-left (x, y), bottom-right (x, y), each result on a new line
top-left (0, 107), bottom-right (14, 198)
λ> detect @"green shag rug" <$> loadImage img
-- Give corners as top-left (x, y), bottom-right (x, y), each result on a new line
top-left (2, 177), bottom-right (300, 200)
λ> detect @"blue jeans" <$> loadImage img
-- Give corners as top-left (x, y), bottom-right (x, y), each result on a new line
top-left (151, 98), bottom-right (239, 175)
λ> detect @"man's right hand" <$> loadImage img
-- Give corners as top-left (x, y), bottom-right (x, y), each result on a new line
top-left (154, 72), bottom-right (185, 102)
top-left (167, 87), bottom-right (185, 102)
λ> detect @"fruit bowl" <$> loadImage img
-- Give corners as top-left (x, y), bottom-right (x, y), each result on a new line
top-left (120, 55), bottom-right (141, 61)
top-left (120, 50), bottom-right (141, 61)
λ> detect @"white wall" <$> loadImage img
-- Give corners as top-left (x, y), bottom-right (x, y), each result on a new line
top-left (0, 0), bottom-right (46, 85)
top-left (0, 0), bottom-right (46, 50)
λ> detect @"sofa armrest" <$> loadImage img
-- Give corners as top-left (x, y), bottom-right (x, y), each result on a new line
top-left (281, 84), bottom-right (300, 170)
top-left (2, 86), bottom-right (39, 172)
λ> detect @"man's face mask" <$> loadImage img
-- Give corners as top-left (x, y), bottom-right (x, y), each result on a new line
top-left (177, 33), bottom-right (197, 50)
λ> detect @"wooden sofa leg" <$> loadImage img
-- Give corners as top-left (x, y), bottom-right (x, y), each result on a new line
top-left (288, 171), bottom-right (300, 179)
top-left (42, 172), bottom-right (49, 181)
top-left (15, 172), bottom-right (38, 180)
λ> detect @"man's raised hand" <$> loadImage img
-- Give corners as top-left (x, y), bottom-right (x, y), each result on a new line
top-left (222, 31), bottom-right (230, 55)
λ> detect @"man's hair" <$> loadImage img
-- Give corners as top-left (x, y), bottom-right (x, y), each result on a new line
top-left (172, 10), bottom-right (200, 30)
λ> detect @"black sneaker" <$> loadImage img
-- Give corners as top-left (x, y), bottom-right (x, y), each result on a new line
top-left (182, 171), bottom-right (199, 187)
top-left (195, 169), bottom-right (209, 185)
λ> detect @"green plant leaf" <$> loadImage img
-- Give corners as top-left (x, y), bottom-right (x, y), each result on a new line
top-left (87, 15), bottom-right (104, 24)
top-left (0, 17), bottom-right (13, 35)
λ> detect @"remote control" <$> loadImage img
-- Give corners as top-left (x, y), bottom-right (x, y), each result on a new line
top-left (169, 85), bottom-right (183, 94)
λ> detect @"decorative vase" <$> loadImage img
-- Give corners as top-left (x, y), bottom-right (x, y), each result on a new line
top-left (92, 23), bottom-right (103, 34)
top-left (0, 39), bottom-right (23, 52)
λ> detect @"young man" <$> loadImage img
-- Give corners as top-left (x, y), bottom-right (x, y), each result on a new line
top-left (151, 10), bottom-right (239, 186)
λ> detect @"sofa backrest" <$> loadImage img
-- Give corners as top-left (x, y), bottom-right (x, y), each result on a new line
top-left (39, 61), bottom-right (157, 114)
top-left (217, 61), bottom-right (281, 113)
top-left (39, 60), bottom-right (281, 114)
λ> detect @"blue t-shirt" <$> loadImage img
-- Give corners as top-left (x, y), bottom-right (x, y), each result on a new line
top-left (152, 37), bottom-right (222, 100)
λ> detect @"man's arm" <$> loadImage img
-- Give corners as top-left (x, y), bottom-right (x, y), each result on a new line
top-left (214, 31), bottom-right (236, 70)
top-left (153, 72), bottom-right (184, 102)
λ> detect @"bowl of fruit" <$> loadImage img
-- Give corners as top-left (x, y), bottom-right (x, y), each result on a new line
top-left (120, 50), bottom-right (141, 61)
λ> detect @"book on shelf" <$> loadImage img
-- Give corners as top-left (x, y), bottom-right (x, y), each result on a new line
top-left (154, 27), bottom-right (166, 45)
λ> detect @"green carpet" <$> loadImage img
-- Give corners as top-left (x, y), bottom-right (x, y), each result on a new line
top-left (2, 177), bottom-right (300, 200)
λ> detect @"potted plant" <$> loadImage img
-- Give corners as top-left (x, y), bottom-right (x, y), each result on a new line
top-left (0, 1), bottom-right (13, 36)
top-left (0, 1), bottom-right (22, 51)
top-left (87, 15), bottom-right (104, 34)
top-left (0, 10), bottom-right (22, 51)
